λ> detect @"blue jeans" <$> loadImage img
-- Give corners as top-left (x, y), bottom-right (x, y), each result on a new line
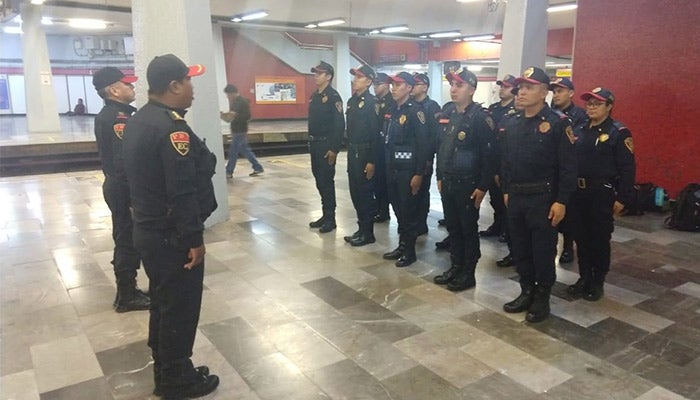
top-left (226, 133), bottom-right (263, 175)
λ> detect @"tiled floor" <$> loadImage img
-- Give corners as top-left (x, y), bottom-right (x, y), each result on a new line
top-left (1, 153), bottom-right (699, 400)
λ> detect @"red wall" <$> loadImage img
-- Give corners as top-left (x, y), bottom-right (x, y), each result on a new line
top-left (572, 0), bottom-right (700, 196)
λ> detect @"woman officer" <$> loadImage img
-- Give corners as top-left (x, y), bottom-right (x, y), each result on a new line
top-left (566, 88), bottom-right (636, 301)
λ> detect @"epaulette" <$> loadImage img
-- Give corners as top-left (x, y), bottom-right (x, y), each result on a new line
top-left (612, 120), bottom-right (628, 131)
top-left (168, 110), bottom-right (185, 121)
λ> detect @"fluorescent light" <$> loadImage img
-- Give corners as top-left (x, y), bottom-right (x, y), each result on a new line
top-left (467, 65), bottom-right (482, 72)
top-left (241, 10), bottom-right (268, 20)
top-left (69, 18), bottom-right (107, 29)
top-left (403, 64), bottom-right (424, 70)
top-left (317, 18), bottom-right (345, 27)
top-left (31, 0), bottom-right (44, 4)
top-left (231, 17), bottom-right (242, 22)
top-left (369, 29), bottom-right (380, 34)
top-left (419, 35), bottom-right (428, 39)
top-left (453, 38), bottom-right (462, 42)
top-left (42, 17), bottom-right (53, 25)
top-left (547, 3), bottom-right (577, 12)
top-left (4, 26), bottom-right (22, 34)
top-left (380, 25), bottom-right (409, 33)
top-left (463, 34), bottom-right (495, 41)
top-left (429, 31), bottom-right (461, 38)
top-left (456, 0), bottom-right (481, 2)
top-left (12, 15), bottom-right (21, 23)
top-left (305, 23), bottom-right (317, 28)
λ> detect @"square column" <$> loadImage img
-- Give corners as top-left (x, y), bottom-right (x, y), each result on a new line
top-left (333, 33), bottom-right (351, 104)
top-left (498, 0), bottom-right (548, 77)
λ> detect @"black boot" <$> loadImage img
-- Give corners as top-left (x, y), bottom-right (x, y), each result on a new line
top-left (566, 278), bottom-right (590, 298)
top-left (559, 234), bottom-right (574, 263)
top-left (433, 265), bottom-right (459, 285)
top-left (350, 232), bottom-right (376, 247)
top-left (479, 224), bottom-right (500, 237)
top-left (383, 242), bottom-right (405, 260)
top-left (447, 263), bottom-right (476, 292)
top-left (584, 282), bottom-right (604, 302)
top-left (344, 230), bottom-right (361, 243)
top-left (435, 235), bottom-right (451, 251)
top-left (503, 283), bottom-right (535, 313)
top-left (396, 239), bottom-right (416, 267)
top-left (160, 362), bottom-right (220, 400)
top-left (374, 213), bottom-right (390, 223)
top-left (319, 216), bottom-right (337, 233)
top-left (496, 253), bottom-right (514, 267)
top-left (526, 285), bottom-right (551, 323)
top-left (154, 365), bottom-right (211, 397)
top-left (115, 283), bottom-right (150, 313)
top-left (309, 216), bottom-right (326, 228)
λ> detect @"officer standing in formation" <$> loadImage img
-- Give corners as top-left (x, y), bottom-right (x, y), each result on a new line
top-left (92, 67), bottom-right (151, 313)
top-left (343, 65), bottom-right (381, 246)
top-left (410, 73), bottom-right (442, 235)
top-left (432, 68), bottom-right (495, 291)
top-left (549, 77), bottom-right (587, 264)
top-left (567, 87), bottom-right (635, 301)
top-left (501, 66), bottom-right (577, 323)
top-left (381, 72), bottom-right (430, 267)
top-left (308, 61), bottom-right (345, 233)
top-left (486, 74), bottom-right (518, 268)
top-left (372, 72), bottom-right (395, 223)
top-left (123, 54), bottom-right (219, 399)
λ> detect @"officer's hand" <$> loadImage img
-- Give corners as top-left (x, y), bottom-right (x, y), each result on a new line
top-left (184, 244), bottom-right (206, 270)
top-left (324, 150), bottom-right (337, 165)
top-left (503, 194), bottom-right (508, 207)
top-left (548, 202), bottom-right (566, 227)
top-left (494, 175), bottom-right (501, 187)
top-left (364, 163), bottom-right (375, 180)
top-left (612, 201), bottom-right (625, 216)
top-left (410, 175), bottom-right (423, 195)
top-left (471, 189), bottom-right (486, 209)
top-left (437, 180), bottom-right (442, 193)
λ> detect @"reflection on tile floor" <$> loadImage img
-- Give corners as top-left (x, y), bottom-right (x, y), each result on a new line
top-left (1, 153), bottom-right (699, 399)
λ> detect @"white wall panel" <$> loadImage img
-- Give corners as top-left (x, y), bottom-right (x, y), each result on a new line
top-left (83, 76), bottom-right (103, 114)
top-left (8, 75), bottom-right (26, 114)
top-left (66, 75), bottom-right (86, 112)
top-left (52, 75), bottom-right (70, 114)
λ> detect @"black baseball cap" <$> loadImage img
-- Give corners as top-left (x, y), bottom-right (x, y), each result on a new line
top-left (514, 66), bottom-right (550, 86)
top-left (92, 67), bottom-right (137, 91)
top-left (311, 61), bottom-right (334, 78)
top-left (549, 77), bottom-right (574, 91)
top-left (374, 72), bottom-right (391, 84)
top-left (446, 68), bottom-right (478, 88)
top-left (580, 87), bottom-right (615, 104)
top-left (147, 54), bottom-right (205, 92)
top-left (413, 73), bottom-right (430, 86)
top-left (496, 74), bottom-right (516, 87)
top-left (389, 72), bottom-right (416, 86)
top-left (350, 65), bottom-right (377, 81)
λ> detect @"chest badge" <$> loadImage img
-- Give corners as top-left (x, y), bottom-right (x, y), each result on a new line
top-left (399, 115), bottom-right (407, 125)
top-left (113, 123), bottom-right (126, 139)
top-left (457, 131), bottom-right (467, 141)
top-left (358, 100), bottom-right (364, 109)
top-left (565, 126), bottom-right (577, 144)
top-left (539, 121), bottom-right (551, 133)
top-left (322, 95), bottom-right (328, 103)
top-left (598, 133), bottom-right (609, 142)
top-left (170, 131), bottom-right (190, 156)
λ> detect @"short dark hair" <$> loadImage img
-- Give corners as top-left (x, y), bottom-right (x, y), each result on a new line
top-left (224, 84), bottom-right (238, 94)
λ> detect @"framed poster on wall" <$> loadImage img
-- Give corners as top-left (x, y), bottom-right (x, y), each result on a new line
top-left (0, 75), bottom-right (10, 113)
top-left (254, 76), bottom-right (303, 105)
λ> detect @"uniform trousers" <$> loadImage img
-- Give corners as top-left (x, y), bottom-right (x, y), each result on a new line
top-left (569, 185), bottom-right (615, 284)
top-left (102, 175), bottom-right (140, 285)
top-left (387, 169), bottom-right (420, 244)
top-left (508, 192), bottom-right (558, 287)
top-left (373, 140), bottom-right (390, 218)
top-left (309, 141), bottom-right (336, 217)
top-left (442, 176), bottom-right (481, 266)
top-left (347, 145), bottom-right (376, 233)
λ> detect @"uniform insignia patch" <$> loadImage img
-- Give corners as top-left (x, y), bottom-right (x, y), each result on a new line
top-left (399, 115), bottom-right (407, 125)
top-left (335, 101), bottom-right (343, 113)
top-left (457, 131), bottom-right (466, 141)
top-left (539, 121), bottom-right (551, 133)
top-left (358, 100), bottom-right (364, 109)
top-left (485, 116), bottom-right (495, 131)
top-left (116, 112), bottom-right (128, 120)
top-left (322, 95), bottom-right (328, 103)
top-left (507, 109), bottom-right (517, 115)
top-left (599, 133), bottom-right (610, 142)
top-left (523, 67), bottom-right (534, 78)
top-left (170, 131), bottom-right (190, 156)
top-left (170, 111), bottom-right (184, 121)
top-left (624, 137), bottom-right (634, 153)
top-left (565, 126), bottom-right (576, 144)
top-left (417, 111), bottom-right (426, 125)
top-left (592, 87), bottom-right (602, 93)
top-left (113, 123), bottom-right (126, 139)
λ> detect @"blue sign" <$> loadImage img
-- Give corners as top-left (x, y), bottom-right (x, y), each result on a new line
top-left (0, 76), bottom-right (9, 110)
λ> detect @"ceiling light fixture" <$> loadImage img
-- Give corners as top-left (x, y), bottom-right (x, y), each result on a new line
top-left (231, 9), bottom-right (268, 22)
top-left (30, 0), bottom-right (44, 4)
top-left (403, 64), bottom-right (424, 70)
top-left (462, 34), bottom-right (496, 41)
top-left (68, 18), bottom-right (107, 29)
top-left (428, 31), bottom-right (462, 38)
top-left (316, 18), bottom-right (346, 27)
top-left (467, 65), bottom-right (483, 72)
top-left (3, 26), bottom-right (22, 34)
top-left (380, 25), bottom-right (409, 33)
top-left (547, 2), bottom-right (577, 12)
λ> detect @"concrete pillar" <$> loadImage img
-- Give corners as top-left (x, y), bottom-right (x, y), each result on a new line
top-left (131, 0), bottom-right (229, 226)
top-left (20, 3), bottom-right (60, 133)
top-left (498, 0), bottom-right (548, 78)
top-left (333, 33), bottom-right (351, 105)
top-left (428, 61), bottom-right (443, 105)
top-left (212, 22), bottom-right (229, 112)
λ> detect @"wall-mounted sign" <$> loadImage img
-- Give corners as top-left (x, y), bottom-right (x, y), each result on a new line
top-left (255, 76), bottom-right (299, 104)
top-left (556, 69), bottom-right (572, 78)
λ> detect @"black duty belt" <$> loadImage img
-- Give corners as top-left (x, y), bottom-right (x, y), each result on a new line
top-left (509, 182), bottom-right (552, 194)
top-left (577, 177), bottom-right (612, 189)
top-left (442, 173), bottom-right (477, 183)
top-left (348, 142), bottom-right (372, 150)
top-left (308, 135), bottom-right (328, 142)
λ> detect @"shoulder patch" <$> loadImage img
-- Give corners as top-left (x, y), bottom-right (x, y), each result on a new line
top-left (624, 137), bottom-right (634, 153)
top-left (416, 110), bottom-right (426, 125)
top-left (170, 131), bottom-right (190, 156)
top-left (335, 101), bottom-right (343, 113)
top-left (116, 112), bottom-right (129, 120)
top-left (565, 126), bottom-right (576, 144)
top-left (169, 110), bottom-right (185, 121)
top-left (113, 122), bottom-right (126, 139)
top-left (485, 116), bottom-right (495, 131)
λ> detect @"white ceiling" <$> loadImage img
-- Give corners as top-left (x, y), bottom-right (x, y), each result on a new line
top-left (3, 0), bottom-right (577, 38)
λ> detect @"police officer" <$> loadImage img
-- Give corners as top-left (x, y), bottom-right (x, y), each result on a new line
top-left (432, 69), bottom-right (495, 291)
top-left (308, 61), bottom-right (345, 233)
top-left (123, 54), bottom-right (219, 398)
top-left (381, 72), bottom-right (430, 267)
top-left (411, 73), bottom-right (441, 235)
top-left (501, 66), bottom-right (577, 323)
top-left (373, 72), bottom-right (395, 223)
top-left (91, 67), bottom-right (150, 313)
top-left (550, 77), bottom-right (587, 264)
top-left (343, 65), bottom-right (380, 246)
top-left (567, 87), bottom-right (635, 301)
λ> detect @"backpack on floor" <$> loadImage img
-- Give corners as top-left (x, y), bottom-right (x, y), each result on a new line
top-left (665, 183), bottom-right (700, 232)
top-left (624, 183), bottom-right (656, 216)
